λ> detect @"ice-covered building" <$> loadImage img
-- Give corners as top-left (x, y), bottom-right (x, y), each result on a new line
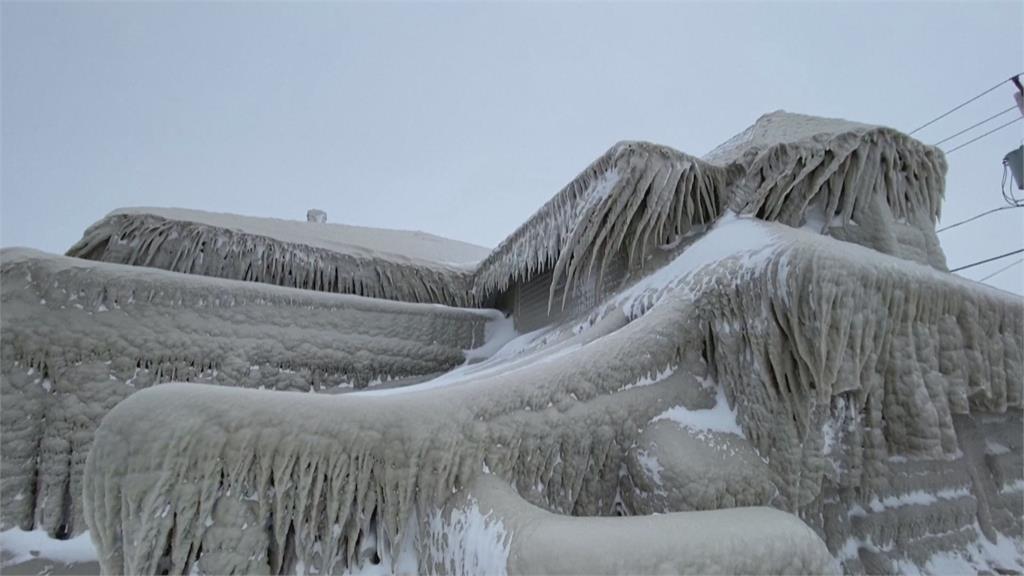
top-left (1, 111), bottom-right (1021, 575)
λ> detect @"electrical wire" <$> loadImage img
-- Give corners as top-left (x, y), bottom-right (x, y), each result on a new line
top-left (950, 248), bottom-right (1024, 273)
top-left (933, 105), bottom-right (1018, 146)
top-left (942, 115), bottom-right (1024, 154)
top-left (979, 258), bottom-right (1024, 282)
top-left (909, 74), bottom-right (1021, 135)
top-left (936, 205), bottom-right (1023, 233)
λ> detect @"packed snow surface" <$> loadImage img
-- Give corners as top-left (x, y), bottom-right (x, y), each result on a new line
top-left (0, 528), bottom-right (98, 567)
top-left (613, 213), bottom-right (781, 316)
top-left (704, 110), bottom-right (875, 164)
top-left (653, 386), bottom-right (744, 438)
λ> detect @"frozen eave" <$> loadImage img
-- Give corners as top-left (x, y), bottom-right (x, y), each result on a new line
top-left (472, 141), bottom-right (736, 301)
top-left (704, 110), bottom-right (882, 165)
top-left (67, 209), bottom-right (485, 306)
top-left (106, 206), bottom-right (490, 267)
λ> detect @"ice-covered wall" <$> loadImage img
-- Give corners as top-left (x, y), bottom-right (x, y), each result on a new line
top-left (67, 209), bottom-right (485, 307)
top-left (0, 248), bottom-right (494, 539)
top-left (80, 218), bottom-right (1023, 574)
top-left (629, 219), bottom-right (1022, 572)
top-left (684, 221), bottom-right (1018, 506)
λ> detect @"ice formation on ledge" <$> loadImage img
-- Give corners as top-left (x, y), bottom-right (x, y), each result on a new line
top-left (0, 247), bottom-right (495, 539)
top-left (2, 111), bottom-right (1021, 575)
top-left (712, 111), bottom-right (948, 270)
top-left (67, 207), bottom-right (487, 307)
top-left (472, 141), bottom-right (736, 304)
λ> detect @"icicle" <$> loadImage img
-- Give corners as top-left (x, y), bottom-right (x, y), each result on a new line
top-left (0, 247), bottom-right (495, 538)
top-left (472, 141), bottom-right (731, 309)
top-left (732, 126), bottom-right (948, 270)
top-left (76, 220), bottom-right (1023, 573)
top-left (67, 213), bottom-right (479, 307)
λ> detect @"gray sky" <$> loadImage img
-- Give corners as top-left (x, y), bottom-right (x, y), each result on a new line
top-left (3, 1), bottom-right (1023, 294)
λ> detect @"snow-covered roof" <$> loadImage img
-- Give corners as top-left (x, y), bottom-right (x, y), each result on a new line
top-left (67, 207), bottom-right (489, 306)
top-left (713, 111), bottom-right (948, 272)
top-left (703, 110), bottom-right (877, 164)
top-left (472, 141), bottom-right (734, 300)
top-left (66, 111), bottom-right (948, 308)
top-left (474, 112), bottom-right (946, 300)
top-left (107, 207), bottom-right (491, 267)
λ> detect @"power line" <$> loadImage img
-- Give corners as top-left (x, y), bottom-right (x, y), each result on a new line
top-left (936, 205), bottom-right (1023, 233)
top-left (933, 105), bottom-right (1018, 146)
top-left (979, 258), bottom-right (1024, 282)
top-left (950, 248), bottom-right (1024, 273)
top-left (943, 116), bottom-right (1023, 155)
top-left (909, 74), bottom-right (1021, 135)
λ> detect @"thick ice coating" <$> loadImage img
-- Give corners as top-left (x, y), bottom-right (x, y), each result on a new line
top-left (1, 111), bottom-right (1021, 575)
top-left (66, 208), bottom-right (488, 306)
top-left (0, 248), bottom-right (494, 538)
top-left (472, 141), bottom-right (737, 303)
top-left (81, 218), bottom-right (1022, 574)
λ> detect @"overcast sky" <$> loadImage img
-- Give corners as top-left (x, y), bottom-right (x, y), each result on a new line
top-left (3, 1), bottom-right (1022, 294)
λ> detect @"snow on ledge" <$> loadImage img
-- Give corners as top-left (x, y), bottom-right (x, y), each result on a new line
top-left (653, 386), bottom-right (744, 438)
top-left (0, 528), bottom-right (98, 567)
top-left (613, 214), bottom-right (783, 318)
